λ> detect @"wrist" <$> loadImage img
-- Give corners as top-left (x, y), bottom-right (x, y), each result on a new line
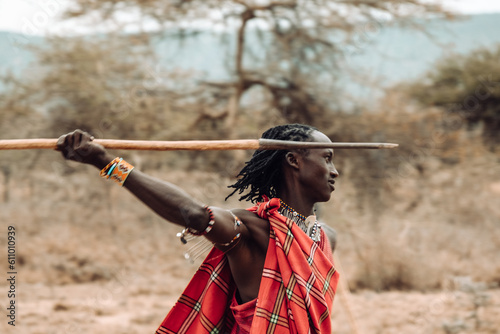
top-left (92, 152), bottom-right (115, 170)
top-left (99, 157), bottom-right (135, 186)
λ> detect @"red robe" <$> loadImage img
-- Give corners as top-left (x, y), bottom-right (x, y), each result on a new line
top-left (156, 198), bottom-right (339, 334)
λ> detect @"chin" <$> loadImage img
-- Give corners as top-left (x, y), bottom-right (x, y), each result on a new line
top-left (317, 193), bottom-right (332, 203)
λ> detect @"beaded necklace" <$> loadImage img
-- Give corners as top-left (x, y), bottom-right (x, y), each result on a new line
top-left (278, 199), bottom-right (321, 242)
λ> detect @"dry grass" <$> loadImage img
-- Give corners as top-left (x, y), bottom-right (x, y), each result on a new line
top-left (0, 114), bottom-right (499, 333)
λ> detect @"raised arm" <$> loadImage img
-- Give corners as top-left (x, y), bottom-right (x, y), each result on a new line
top-left (56, 130), bottom-right (245, 246)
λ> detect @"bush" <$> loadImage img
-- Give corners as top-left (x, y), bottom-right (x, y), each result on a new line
top-left (405, 44), bottom-right (500, 145)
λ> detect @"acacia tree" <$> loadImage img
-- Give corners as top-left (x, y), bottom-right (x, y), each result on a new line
top-left (0, 0), bottom-right (455, 187)
top-left (60, 0), bottom-right (452, 136)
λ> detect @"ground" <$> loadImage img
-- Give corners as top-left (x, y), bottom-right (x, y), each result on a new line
top-left (0, 149), bottom-right (499, 334)
top-left (2, 273), bottom-right (499, 333)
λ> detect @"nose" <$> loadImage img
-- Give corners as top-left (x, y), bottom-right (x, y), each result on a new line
top-left (330, 164), bottom-right (339, 178)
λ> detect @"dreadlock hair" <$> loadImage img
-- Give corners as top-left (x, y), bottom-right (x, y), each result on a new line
top-left (226, 124), bottom-right (318, 203)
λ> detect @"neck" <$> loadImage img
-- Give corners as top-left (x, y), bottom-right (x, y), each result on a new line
top-left (278, 194), bottom-right (315, 217)
top-left (277, 163), bottom-right (316, 217)
top-left (277, 195), bottom-right (321, 243)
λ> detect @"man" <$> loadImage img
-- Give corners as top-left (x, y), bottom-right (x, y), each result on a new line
top-left (57, 124), bottom-right (339, 333)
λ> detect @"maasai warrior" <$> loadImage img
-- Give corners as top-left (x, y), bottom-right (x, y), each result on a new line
top-left (57, 124), bottom-right (340, 333)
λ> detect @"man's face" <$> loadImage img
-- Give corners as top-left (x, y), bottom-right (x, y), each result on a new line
top-left (297, 131), bottom-right (339, 202)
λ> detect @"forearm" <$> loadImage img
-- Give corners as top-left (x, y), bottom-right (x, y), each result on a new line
top-left (57, 130), bottom-right (210, 231)
top-left (123, 169), bottom-right (208, 229)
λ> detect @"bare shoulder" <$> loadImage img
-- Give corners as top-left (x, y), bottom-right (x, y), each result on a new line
top-left (230, 208), bottom-right (269, 230)
top-left (230, 208), bottom-right (270, 245)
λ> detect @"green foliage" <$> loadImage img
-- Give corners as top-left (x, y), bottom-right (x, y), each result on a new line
top-left (407, 45), bottom-right (500, 143)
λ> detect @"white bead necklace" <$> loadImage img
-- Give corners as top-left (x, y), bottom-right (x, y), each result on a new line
top-left (278, 199), bottom-right (321, 242)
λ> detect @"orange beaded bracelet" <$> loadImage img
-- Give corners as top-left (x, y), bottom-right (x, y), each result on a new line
top-left (99, 157), bottom-right (134, 186)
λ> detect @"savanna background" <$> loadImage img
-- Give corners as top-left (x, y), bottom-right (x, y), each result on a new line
top-left (0, 1), bottom-right (499, 333)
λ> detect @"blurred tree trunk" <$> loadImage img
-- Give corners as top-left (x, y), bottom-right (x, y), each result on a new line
top-left (1, 166), bottom-right (10, 203)
top-left (225, 8), bottom-right (254, 139)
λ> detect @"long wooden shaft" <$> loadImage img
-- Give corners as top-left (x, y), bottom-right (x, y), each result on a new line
top-left (0, 138), bottom-right (398, 151)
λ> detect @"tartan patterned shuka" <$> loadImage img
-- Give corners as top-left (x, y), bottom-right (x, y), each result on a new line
top-left (156, 198), bottom-right (339, 334)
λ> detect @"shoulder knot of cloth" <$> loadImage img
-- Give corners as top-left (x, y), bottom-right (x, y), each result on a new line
top-left (156, 198), bottom-right (339, 334)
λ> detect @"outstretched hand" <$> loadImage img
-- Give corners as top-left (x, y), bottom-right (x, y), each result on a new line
top-left (57, 130), bottom-right (112, 169)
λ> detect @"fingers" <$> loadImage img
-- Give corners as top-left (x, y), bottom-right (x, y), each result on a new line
top-left (56, 132), bottom-right (72, 156)
top-left (74, 130), bottom-right (90, 150)
top-left (56, 135), bottom-right (66, 151)
top-left (57, 129), bottom-right (94, 161)
top-left (73, 130), bottom-right (82, 148)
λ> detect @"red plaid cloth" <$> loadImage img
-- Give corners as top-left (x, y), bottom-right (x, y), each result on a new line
top-left (156, 198), bottom-right (338, 334)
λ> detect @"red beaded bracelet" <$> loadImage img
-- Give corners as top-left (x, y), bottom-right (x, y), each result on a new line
top-left (187, 205), bottom-right (215, 236)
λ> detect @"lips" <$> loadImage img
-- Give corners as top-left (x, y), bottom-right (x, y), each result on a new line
top-left (328, 180), bottom-right (336, 190)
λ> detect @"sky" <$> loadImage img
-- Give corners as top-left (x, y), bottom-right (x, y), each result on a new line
top-left (1, 0), bottom-right (500, 35)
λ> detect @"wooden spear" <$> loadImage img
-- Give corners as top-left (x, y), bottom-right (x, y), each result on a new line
top-left (0, 138), bottom-right (398, 151)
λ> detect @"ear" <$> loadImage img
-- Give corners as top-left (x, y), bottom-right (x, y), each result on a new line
top-left (284, 151), bottom-right (300, 170)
